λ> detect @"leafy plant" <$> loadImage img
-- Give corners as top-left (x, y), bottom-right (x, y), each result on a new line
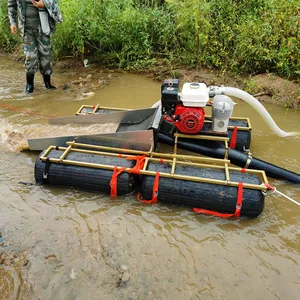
top-left (0, 0), bottom-right (299, 79)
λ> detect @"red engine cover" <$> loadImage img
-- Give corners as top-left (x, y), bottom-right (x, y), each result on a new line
top-left (173, 105), bottom-right (205, 134)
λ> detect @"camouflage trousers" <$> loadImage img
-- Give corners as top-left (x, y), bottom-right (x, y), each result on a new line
top-left (23, 29), bottom-right (53, 76)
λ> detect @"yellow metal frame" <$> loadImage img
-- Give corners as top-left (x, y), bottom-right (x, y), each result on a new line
top-left (173, 132), bottom-right (230, 160)
top-left (40, 141), bottom-right (268, 192)
top-left (76, 104), bottom-right (131, 115)
top-left (205, 115), bottom-right (252, 131)
top-left (46, 105), bottom-right (259, 191)
top-left (76, 105), bottom-right (252, 132)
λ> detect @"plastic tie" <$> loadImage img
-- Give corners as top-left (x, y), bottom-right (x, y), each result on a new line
top-left (262, 183), bottom-right (277, 196)
top-left (230, 126), bottom-right (238, 149)
top-left (137, 172), bottom-right (160, 204)
top-left (110, 166), bottom-right (126, 198)
top-left (193, 182), bottom-right (244, 218)
top-left (264, 183), bottom-right (275, 191)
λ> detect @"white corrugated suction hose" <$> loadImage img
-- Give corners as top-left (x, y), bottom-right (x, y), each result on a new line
top-left (222, 87), bottom-right (300, 137)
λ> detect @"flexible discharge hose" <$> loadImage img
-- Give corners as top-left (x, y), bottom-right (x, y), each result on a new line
top-left (158, 133), bottom-right (300, 183)
top-left (220, 87), bottom-right (300, 137)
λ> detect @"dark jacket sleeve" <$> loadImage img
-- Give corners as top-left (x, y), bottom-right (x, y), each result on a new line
top-left (7, 0), bottom-right (17, 26)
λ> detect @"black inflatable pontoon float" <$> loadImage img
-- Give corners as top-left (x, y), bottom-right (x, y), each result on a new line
top-left (32, 79), bottom-right (300, 218)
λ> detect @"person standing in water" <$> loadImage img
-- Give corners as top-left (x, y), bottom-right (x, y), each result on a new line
top-left (8, 0), bottom-right (62, 94)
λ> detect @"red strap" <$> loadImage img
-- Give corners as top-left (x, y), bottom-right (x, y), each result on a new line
top-left (110, 166), bottom-right (126, 198)
top-left (193, 208), bottom-right (236, 218)
top-left (137, 172), bottom-right (160, 204)
top-left (193, 182), bottom-right (244, 218)
top-left (126, 155), bottom-right (147, 174)
top-left (264, 183), bottom-right (275, 191)
top-left (159, 159), bottom-right (164, 164)
top-left (235, 182), bottom-right (243, 217)
top-left (230, 126), bottom-right (238, 149)
top-left (241, 168), bottom-right (246, 173)
top-left (118, 154), bottom-right (123, 158)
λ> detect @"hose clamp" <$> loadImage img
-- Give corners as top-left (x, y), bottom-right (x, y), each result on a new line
top-left (243, 147), bottom-right (253, 169)
top-left (208, 86), bottom-right (225, 97)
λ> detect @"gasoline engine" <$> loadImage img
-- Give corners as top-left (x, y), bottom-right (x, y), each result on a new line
top-left (161, 79), bottom-right (234, 134)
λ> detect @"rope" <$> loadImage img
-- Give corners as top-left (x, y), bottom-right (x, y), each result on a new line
top-left (0, 103), bottom-right (56, 118)
top-left (275, 190), bottom-right (300, 207)
top-left (264, 183), bottom-right (300, 207)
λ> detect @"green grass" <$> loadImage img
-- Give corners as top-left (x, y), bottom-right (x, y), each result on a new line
top-left (0, 0), bottom-right (299, 79)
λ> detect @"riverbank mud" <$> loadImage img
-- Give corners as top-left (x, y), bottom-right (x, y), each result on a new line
top-left (148, 64), bottom-right (300, 110)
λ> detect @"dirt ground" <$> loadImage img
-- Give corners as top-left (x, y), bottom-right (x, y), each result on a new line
top-left (149, 65), bottom-right (300, 110)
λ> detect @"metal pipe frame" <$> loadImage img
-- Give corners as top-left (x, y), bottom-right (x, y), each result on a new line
top-left (205, 115), bottom-right (252, 131)
top-left (66, 142), bottom-right (230, 164)
top-left (76, 106), bottom-right (252, 132)
top-left (76, 104), bottom-right (131, 115)
top-left (39, 142), bottom-right (268, 192)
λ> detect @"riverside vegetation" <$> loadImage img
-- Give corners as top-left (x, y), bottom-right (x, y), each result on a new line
top-left (0, 0), bottom-right (299, 80)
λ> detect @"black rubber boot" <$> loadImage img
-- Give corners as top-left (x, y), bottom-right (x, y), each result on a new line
top-left (25, 73), bottom-right (34, 94)
top-left (43, 74), bottom-right (56, 90)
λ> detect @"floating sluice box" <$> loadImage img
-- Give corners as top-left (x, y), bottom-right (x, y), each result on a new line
top-left (35, 150), bottom-right (137, 195)
top-left (77, 105), bottom-right (252, 151)
top-left (140, 162), bottom-right (264, 218)
top-left (28, 107), bottom-right (161, 151)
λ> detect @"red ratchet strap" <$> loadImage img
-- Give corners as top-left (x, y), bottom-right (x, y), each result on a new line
top-left (230, 126), bottom-right (238, 149)
top-left (110, 166), bottom-right (126, 198)
top-left (193, 182), bottom-right (244, 218)
top-left (137, 172), bottom-right (160, 204)
top-left (126, 155), bottom-right (147, 175)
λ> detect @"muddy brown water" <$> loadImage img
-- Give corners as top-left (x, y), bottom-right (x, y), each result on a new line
top-left (0, 55), bottom-right (300, 300)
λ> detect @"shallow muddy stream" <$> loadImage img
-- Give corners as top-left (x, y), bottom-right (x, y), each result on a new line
top-left (0, 56), bottom-right (300, 300)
